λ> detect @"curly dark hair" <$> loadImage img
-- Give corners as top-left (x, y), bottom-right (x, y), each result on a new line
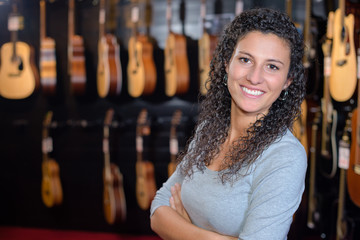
top-left (179, 8), bottom-right (306, 183)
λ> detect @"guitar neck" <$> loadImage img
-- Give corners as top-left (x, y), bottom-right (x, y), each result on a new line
top-left (99, 0), bottom-right (105, 40)
top-left (40, 0), bottom-right (46, 41)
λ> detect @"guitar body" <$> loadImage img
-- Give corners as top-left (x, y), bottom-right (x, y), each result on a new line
top-left (110, 163), bottom-right (126, 222)
top-left (40, 37), bottom-right (57, 96)
top-left (330, 10), bottom-right (356, 102)
top-left (348, 108), bottom-right (360, 207)
top-left (136, 160), bottom-right (157, 210)
top-left (106, 34), bottom-right (122, 96)
top-left (69, 35), bottom-right (86, 95)
top-left (127, 35), bottom-right (156, 98)
top-left (0, 41), bottom-right (39, 99)
top-left (41, 159), bottom-right (63, 207)
top-left (198, 32), bottom-right (217, 95)
top-left (164, 32), bottom-right (190, 97)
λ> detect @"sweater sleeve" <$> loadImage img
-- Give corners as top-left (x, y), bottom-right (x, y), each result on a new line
top-left (238, 138), bottom-right (307, 240)
top-left (150, 165), bottom-right (186, 217)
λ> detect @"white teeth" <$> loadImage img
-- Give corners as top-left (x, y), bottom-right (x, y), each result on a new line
top-left (242, 86), bottom-right (263, 96)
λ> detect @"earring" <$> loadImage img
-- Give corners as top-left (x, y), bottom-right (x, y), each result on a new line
top-left (278, 90), bottom-right (288, 101)
top-left (223, 74), bottom-right (228, 86)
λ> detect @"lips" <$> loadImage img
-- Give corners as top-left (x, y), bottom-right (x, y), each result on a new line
top-left (241, 86), bottom-right (264, 96)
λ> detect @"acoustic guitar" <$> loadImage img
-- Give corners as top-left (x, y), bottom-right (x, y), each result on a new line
top-left (39, 0), bottom-right (57, 96)
top-left (103, 109), bottom-right (126, 224)
top-left (68, 0), bottom-right (86, 96)
top-left (127, 2), bottom-right (156, 98)
top-left (41, 111), bottom-right (63, 208)
top-left (198, 0), bottom-right (218, 95)
top-left (336, 114), bottom-right (352, 240)
top-left (0, 3), bottom-right (39, 99)
top-left (320, 12), bottom-right (338, 179)
top-left (136, 109), bottom-right (157, 210)
top-left (97, 0), bottom-right (122, 98)
top-left (164, 0), bottom-right (189, 97)
top-left (348, 38), bottom-right (360, 207)
top-left (330, 0), bottom-right (356, 102)
top-left (168, 109), bottom-right (182, 177)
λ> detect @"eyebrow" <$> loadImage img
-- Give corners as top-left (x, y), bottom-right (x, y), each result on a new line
top-left (237, 50), bottom-right (285, 66)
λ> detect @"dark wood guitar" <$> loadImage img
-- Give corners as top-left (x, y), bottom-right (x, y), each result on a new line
top-left (330, 0), bottom-right (356, 102)
top-left (0, 3), bottom-right (39, 99)
top-left (103, 109), bottom-right (126, 224)
top-left (168, 109), bottom-right (182, 177)
top-left (127, 2), bottom-right (156, 98)
top-left (136, 109), bottom-right (157, 210)
top-left (164, 0), bottom-right (189, 97)
top-left (198, 0), bottom-right (218, 95)
top-left (336, 114), bottom-right (352, 240)
top-left (68, 0), bottom-right (86, 96)
top-left (39, 0), bottom-right (56, 96)
top-left (97, 0), bottom-right (122, 98)
top-left (41, 111), bottom-right (63, 208)
top-left (348, 38), bottom-right (360, 207)
top-left (320, 12), bottom-right (338, 179)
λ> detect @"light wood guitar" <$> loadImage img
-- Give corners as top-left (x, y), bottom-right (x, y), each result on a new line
top-left (0, 3), bottom-right (39, 99)
top-left (348, 38), bottom-right (360, 207)
top-left (164, 0), bottom-right (189, 97)
top-left (168, 109), bottom-right (182, 177)
top-left (127, 2), bottom-right (156, 98)
top-left (39, 0), bottom-right (57, 96)
top-left (330, 0), bottom-right (356, 102)
top-left (136, 109), bottom-right (157, 210)
top-left (103, 109), bottom-right (127, 224)
top-left (41, 111), bottom-right (63, 208)
top-left (320, 12), bottom-right (338, 179)
top-left (68, 0), bottom-right (86, 96)
top-left (198, 0), bottom-right (218, 95)
top-left (97, 0), bottom-right (122, 98)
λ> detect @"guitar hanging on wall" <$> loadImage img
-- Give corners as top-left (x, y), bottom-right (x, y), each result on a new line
top-left (348, 36), bottom-right (360, 208)
top-left (97, 0), bottom-right (122, 98)
top-left (198, 0), bottom-right (218, 96)
top-left (135, 109), bottom-right (157, 210)
top-left (127, 0), bottom-right (156, 98)
top-left (164, 0), bottom-right (189, 97)
top-left (168, 109), bottom-right (182, 177)
top-left (320, 11), bottom-right (338, 179)
top-left (0, 2), bottom-right (39, 99)
top-left (102, 108), bottom-right (126, 224)
top-left (68, 0), bottom-right (86, 96)
top-left (329, 0), bottom-right (356, 102)
top-left (39, 0), bottom-right (57, 96)
top-left (41, 111), bottom-right (63, 208)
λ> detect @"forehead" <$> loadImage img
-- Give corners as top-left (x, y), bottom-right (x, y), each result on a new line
top-left (234, 31), bottom-right (291, 59)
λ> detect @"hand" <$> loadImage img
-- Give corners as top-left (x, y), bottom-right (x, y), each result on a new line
top-left (170, 183), bottom-right (191, 223)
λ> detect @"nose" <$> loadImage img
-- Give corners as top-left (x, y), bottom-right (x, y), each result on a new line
top-left (246, 65), bottom-right (264, 85)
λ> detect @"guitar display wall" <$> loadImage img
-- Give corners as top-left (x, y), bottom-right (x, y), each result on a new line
top-left (1, 0), bottom-right (360, 239)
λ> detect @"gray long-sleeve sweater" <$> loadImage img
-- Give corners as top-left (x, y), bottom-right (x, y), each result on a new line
top-left (151, 129), bottom-right (307, 240)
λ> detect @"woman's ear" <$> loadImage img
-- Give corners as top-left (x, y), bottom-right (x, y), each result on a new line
top-left (283, 78), bottom-right (293, 90)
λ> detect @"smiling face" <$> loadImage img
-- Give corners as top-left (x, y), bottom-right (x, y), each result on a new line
top-left (226, 31), bottom-right (292, 119)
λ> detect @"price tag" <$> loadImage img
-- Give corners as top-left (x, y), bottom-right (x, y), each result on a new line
top-left (131, 6), bottom-right (139, 23)
top-left (338, 139), bottom-right (350, 169)
top-left (324, 56), bottom-right (331, 77)
top-left (8, 15), bottom-right (20, 31)
top-left (136, 136), bottom-right (143, 152)
top-left (42, 137), bottom-right (53, 153)
top-left (170, 138), bottom-right (178, 155)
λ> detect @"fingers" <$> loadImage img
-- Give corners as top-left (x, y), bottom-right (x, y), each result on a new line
top-left (170, 183), bottom-right (181, 210)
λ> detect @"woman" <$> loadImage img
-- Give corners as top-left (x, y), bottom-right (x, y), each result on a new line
top-left (151, 8), bottom-right (307, 240)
